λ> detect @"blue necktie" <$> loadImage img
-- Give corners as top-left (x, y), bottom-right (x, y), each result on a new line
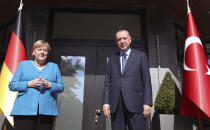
top-left (122, 53), bottom-right (127, 72)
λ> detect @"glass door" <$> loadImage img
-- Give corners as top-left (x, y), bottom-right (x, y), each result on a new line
top-left (51, 45), bottom-right (97, 130)
top-left (56, 55), bottom-right (86, 130)
top-left (50, 44), bottom-right (120, 130)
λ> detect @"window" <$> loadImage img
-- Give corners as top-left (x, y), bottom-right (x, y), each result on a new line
top-left (52, 12), bottom-right (141, 40)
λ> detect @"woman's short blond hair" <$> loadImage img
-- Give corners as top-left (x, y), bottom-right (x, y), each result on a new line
top-left (32, 40), bottom-right (51, 52)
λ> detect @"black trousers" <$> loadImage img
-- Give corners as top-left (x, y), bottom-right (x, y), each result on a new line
top-left (111, 94), bottom-right (146, 130)
top-left (13, 115), bottom-right (55, 130)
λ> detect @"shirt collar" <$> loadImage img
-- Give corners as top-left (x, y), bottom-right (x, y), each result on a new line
top-left (120, 48), bottom-right (131, 56)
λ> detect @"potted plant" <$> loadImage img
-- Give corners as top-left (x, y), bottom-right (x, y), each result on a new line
top-left (152, 71), bottom-right (192, 130)
top-left (154, 71), bottom-right (175, 114)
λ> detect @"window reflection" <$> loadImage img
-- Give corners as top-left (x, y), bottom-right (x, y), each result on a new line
top-left (55, 56), bottom-right (85, 130)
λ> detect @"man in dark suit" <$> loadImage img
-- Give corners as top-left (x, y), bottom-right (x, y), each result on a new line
top-left (103, 29), bottom-right (153, 130)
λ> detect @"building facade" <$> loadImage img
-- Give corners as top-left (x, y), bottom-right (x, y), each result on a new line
top-left (0, 0), bottom-right (210, 129)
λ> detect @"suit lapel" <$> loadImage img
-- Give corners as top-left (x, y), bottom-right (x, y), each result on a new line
top-left (122, 49), bottom-right (136, 76)
top-left (115, 52), bottom-right (121, 76)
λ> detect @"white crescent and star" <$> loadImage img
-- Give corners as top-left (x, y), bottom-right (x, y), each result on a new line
top-left (184, 36), bottom-right (210, 75)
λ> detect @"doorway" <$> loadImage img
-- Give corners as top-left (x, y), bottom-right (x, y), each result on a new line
top-left (50, 44), bottom-right (119, 130)
top-left (50, 11), bottom-right (145, 130)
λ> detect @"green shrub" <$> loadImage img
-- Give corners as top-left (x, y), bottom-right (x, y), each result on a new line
top-left (154, 72), bottom-right (175, 114)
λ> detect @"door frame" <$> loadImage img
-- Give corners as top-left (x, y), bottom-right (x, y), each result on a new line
top-left (47, 7), bottom-right (148, 51)
top-left (48, 9), bottom-right (147, 130)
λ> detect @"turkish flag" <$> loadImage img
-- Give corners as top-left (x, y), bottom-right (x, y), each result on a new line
top-left (180, 8), bottom-right (210, 118)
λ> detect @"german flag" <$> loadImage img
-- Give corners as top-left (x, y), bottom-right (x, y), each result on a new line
top-left (0, 3), bottom-right (27, 125)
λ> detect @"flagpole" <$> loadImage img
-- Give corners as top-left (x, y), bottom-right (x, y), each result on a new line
top-left (198, 111), bottom-right (203, 130)
top-left (18, 0), bottom-right (23, 11)
top-left (1, 0), bottom-right (26, 127)
top-left (187, 1), bottom-right (203, 129)
top-left (187, 0), bottom-right (190, 13)
top-left (187, 0), bottom-right (204, 129)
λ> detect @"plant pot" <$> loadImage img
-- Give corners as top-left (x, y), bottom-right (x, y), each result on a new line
top-left (152, 114), bottom-right (193, 130)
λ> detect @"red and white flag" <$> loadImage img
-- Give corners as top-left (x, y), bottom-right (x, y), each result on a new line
top-left (180, 4), bottom-right (210, 118)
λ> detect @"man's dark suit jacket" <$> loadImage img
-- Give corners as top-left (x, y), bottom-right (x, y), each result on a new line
top-left (103, 49), bottom-right (153, 114)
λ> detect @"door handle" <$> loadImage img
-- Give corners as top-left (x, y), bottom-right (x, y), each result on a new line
top-left (95, 109), bottom-right (101, 124)
top-left (96, 109), bottom-right (101, 116)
